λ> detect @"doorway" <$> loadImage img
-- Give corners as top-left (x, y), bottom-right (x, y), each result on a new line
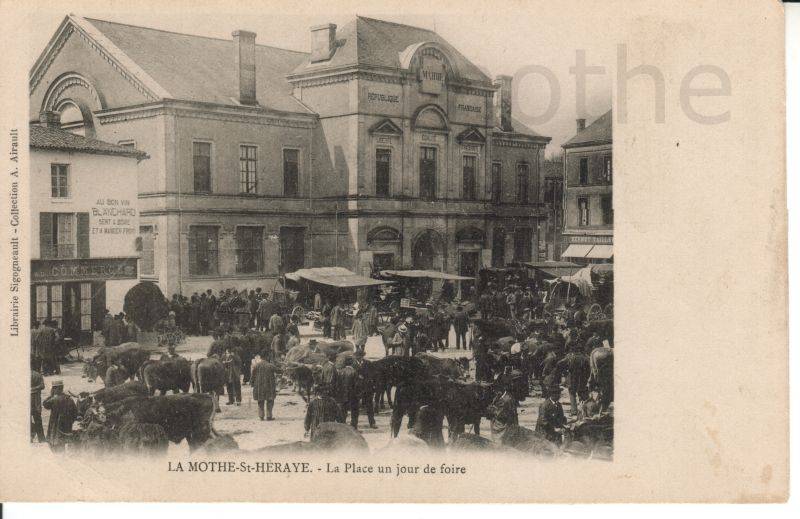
top-left (280, 227), bottom-right (306, 274)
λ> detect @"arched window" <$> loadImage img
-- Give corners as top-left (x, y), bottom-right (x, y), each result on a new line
top-left (58, 102), bottom-right (86, 136)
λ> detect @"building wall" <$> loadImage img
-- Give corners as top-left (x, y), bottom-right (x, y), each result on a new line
top-left (30, 148), bottom-right (141, 315)
top-left (563, 143), bottom-right (613, 238)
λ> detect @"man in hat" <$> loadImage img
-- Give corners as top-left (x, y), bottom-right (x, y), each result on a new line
top-left (330, 301), bottom-right (345, 341)
top-left (350, 303), bottom-right (368, 354)
top-left (336, 357), bottom-right (359, 427)
top-left (251, 354), bottom-right (278, 420)
top-left (453, 305), bottom-right (469, 350)
top-left (319, 354), bottom-right (339, 395)
top-left (30, 365), bottom-right (46, 443)
top-left (37, 320), bottom-right (58, 375)
top-left (351, 351), bottom-right (377, 429)
top-left (304, 386), bottom-right (343, 439)
top-left (222, 346), bottom-right (242, 406)
top-left (536, 385), bottom-right (567, 444)
top-left (42, 380), bottom-right (77, 452)
top-left (557, 343), bottom-right (591, 416)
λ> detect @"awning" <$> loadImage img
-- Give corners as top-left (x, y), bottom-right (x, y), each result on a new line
top-left (285, 267), bottom-right (392, 288)
top-left (561, 244), bottom-right (594, 258)
top-left (585, 244), bottom-right (613, 259)
top-left (380, 269), bottom-right (473, 281)
top-left (538, 266), bottom-right (584, 278)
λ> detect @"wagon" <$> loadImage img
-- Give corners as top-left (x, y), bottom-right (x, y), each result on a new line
top-left (376, 269), bottom-right (474, 320)
top-left (543, 264), bottom-right (613, 323)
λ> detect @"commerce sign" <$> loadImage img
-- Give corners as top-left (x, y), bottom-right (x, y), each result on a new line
top-left (31, 257), bottom-right (139, 282)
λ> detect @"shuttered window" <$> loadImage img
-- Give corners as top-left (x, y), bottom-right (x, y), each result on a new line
top-left (516, 163), bottom-right (530, 204)
top-left (375, 149), bottom-right (391, 198)
top-left (139, 226), bottom-right (155, 276)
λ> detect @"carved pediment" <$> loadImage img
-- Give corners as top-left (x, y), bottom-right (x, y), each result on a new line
top-left (456, 127), bottom-right (486, 144)
top-left (370, 118), bottom-right (403, 135)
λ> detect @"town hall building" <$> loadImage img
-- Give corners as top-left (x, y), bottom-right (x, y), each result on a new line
top-left (29, 15), bottom-right (550, 296)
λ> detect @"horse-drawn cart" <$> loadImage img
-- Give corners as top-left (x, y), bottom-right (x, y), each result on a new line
top-left (543, 264), bottom-right (614, 323)
top-left (376, 269), bottom-right (474, 320)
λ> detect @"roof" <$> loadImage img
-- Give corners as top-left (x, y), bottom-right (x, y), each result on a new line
top-left (563, 110), bottom-right (612, 148)
top-left (292, 16), bottom-right (491, 84)
top-left (284, 267), bottom-right (392, 288)
top-left (82, 17), bottom-right (313, 113)
top-left (29, 124), bottom-right (148, 159)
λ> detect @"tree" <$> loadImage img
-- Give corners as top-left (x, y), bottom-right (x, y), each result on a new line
top-left (123, 282), bottom-right (169, 332)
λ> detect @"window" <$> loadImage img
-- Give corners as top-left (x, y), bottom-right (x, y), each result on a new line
top-left (50, 284), bottom-right (63, 328)
top-left (80, 283), bottom-right (92, 331)
top-left (516, 163), bottom-right (530, 204)
top-left (280, 227), bottom-right (305, 273)
top-left (35, 285), bottom-right (48, 323)
top-left (579, 157), bottom-right (589, 185)
top-left (239, 145), bottom-right (257, 194)
top-left (139, 226), bottom-right (155, 276)
top-left (188, 226), bottom-right (219, 276)
top-left (283, 149), bottom-right (299, 197)
top-left (54, 213), bottom-right (75, 258)
top-left (51, 164), bottom-right (69, 198)
top-left (372, 252), bottom-right (395, 271)
top-left (578, 197), bottom-right (590, 226)
top-left (375, 149), bottom-right (391, 197)
top-left (491, 162), bottom-right (502, 203)
top-left (513, 228), bottom-right (532, 262)
top-left (462, 155), bottom-right (476, 200)
top-left (236, 226), bottom-right (264, 274)
top-left (193, 142), bottom-right (212, 193)
top-left (419, 146), bottom-right (437, 200)
top-left (604, 155), bottom-right (612, 183)
top-left (601, 195), bottom-right (613, 225)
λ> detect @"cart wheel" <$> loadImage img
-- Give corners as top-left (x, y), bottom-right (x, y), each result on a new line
top-left (603, 303), bottom-right (613, 319)
top-left (587, 303), bottom-right (603, 322)
top-left (291, 305), bottom-right (305, 323)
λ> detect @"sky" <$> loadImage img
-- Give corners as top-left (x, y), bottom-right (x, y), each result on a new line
top-left (23, 0), bottom-right (618, 155)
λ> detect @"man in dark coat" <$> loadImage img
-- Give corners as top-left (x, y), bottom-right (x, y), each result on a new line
top-left (352, 352), bottom-right (377, 430)
top-left (38, 320), bottom-right (59, 375)
top-left (31, 367), bottom-right (45, 442)
top-left (453, 306), bottom-right (469, 350)
top-left (336, 358), bottom-right (359, 427)
top-left (535, 386), bottom-right (567, 444)
top-left (222, 347), bottom-right (242, 406)
top-left (251, 354), bottom-right (277, 420)
top-left (556, 346), bottom-right (591, 416)
top-left (473, 334), bottom-right (492, 383)
top-left (304, 388), bottom-right (343, 439)
top-left (42, 380), bottom-right (77, 452)
top-left (489, 386), bottom-right (519, 442)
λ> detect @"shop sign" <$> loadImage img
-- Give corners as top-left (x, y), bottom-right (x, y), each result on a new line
top-left (31, 257), bottom-right (138, 282)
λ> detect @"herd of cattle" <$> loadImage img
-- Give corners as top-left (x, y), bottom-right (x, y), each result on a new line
top-left (62, 316), bottom-right (613, 459)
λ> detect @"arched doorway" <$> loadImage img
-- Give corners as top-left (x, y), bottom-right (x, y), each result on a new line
top-left (411, 229), bottom-right (445, 271)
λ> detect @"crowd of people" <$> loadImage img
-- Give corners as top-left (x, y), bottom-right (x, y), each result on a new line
top-left (30, 274), bottom-right (612, 454)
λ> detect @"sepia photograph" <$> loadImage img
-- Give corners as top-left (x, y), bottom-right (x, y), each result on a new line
top-left (24, 9), bottom-right (614, 461)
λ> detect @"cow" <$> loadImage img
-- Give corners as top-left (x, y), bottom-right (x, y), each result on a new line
top-left (390, 376), bottom-right (446, 437)
top-left (367, 355), bottom-right (430, 410)
top-left (85, 343), bottom-right (152, 384)
top-left (191, 357), bottom-right (226, 411)
top-left (117, 422), bottom-right (169, 455)
top-left (283, 363), bottom-right (314, 402)
top-left (415, 353), bottom-right (469, 380)
top-left (440, 380), bottom-right (496, 440)
top-left (140, 357), bottom-right (192, 396)
top-left (92, 381), bottom-right (149, 405)
top-left (588, 347), bottom-right (614, 409)
top-left (104, 393), bottom-right (219, 450)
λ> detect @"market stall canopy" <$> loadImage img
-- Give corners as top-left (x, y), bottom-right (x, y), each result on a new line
top-left (380, 269), bottom-right (473, 281)
top-left (562, 244), bottom-right (613, 260)
top-left (513, 261), bottom-right (582, 278)
top-left (285, 267), bottom-right (392, 288)
top-left (557, 267), bottom-right (594, 297)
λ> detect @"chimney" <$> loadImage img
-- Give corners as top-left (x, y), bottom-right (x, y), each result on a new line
top-left (576, 118), bottom-right (586, 132)
top-left (39, 110), bottom-right (61, 129)
top-left (232, 30), bottom-right (257, 105)
top-left (493, 75), bottom-right (513, 132)
top-left (310, 23), bottom-right (337, 63)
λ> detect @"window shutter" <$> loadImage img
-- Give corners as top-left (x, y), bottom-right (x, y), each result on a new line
top-left (77, 212), bottom-right (90, 258)
top-left (39, 213), bottom-right (53, 259)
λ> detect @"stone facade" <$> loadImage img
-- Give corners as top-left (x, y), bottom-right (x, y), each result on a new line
top-left (29, 15), bottom-right (550, 295)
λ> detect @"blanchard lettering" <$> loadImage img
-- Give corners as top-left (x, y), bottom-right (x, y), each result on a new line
top-left (457, 103), bottom-right (481, 113)
top-left (367, 92), bottom-right (399, 103)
